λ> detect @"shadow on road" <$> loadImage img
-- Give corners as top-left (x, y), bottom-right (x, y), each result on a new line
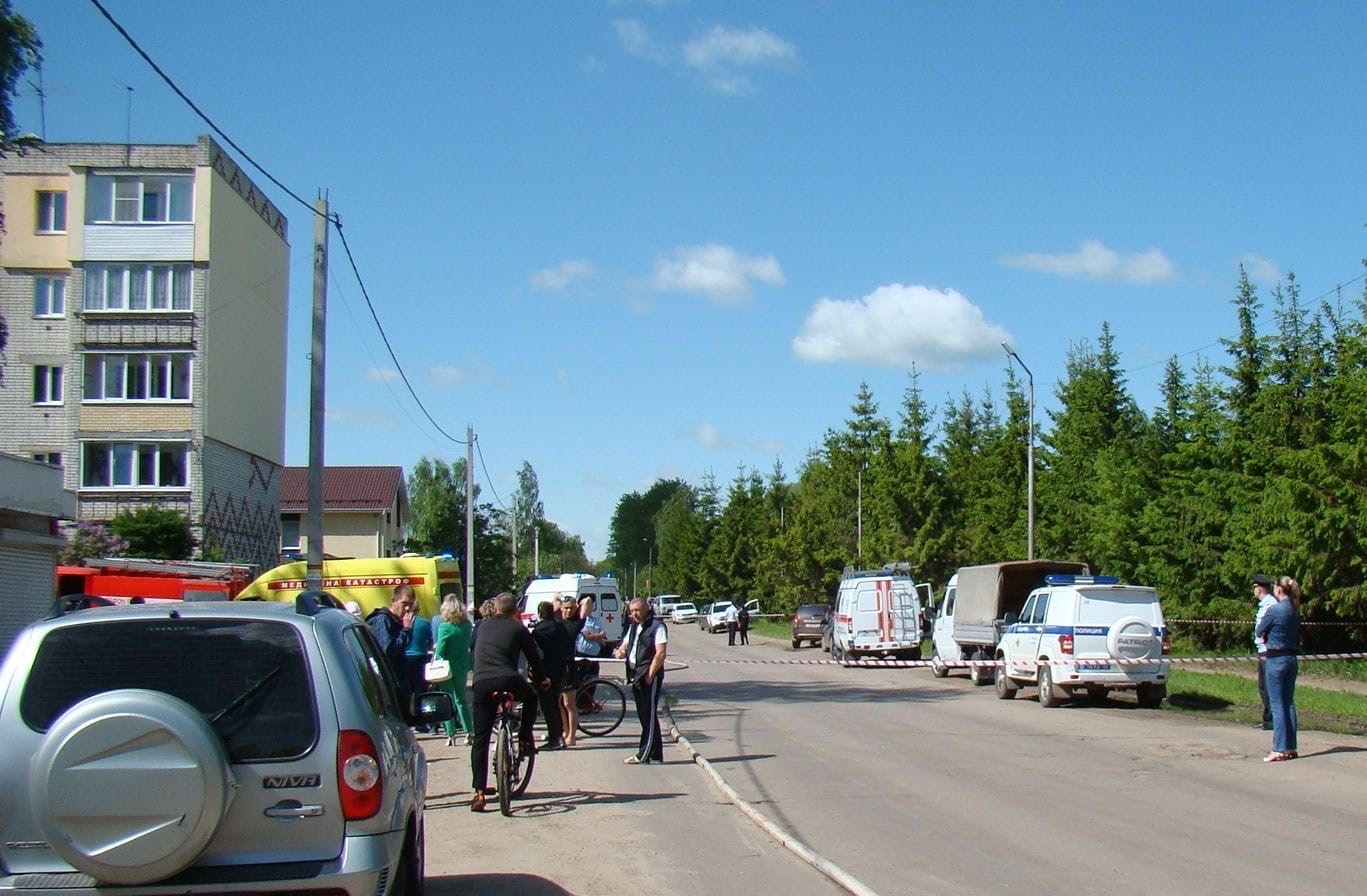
top-left (428, 873), bottom-right (574, 896)
top-left (424, 787), bottom-right (685, 814)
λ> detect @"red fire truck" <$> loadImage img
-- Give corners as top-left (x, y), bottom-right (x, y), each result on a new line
top-left (56, 557), bottom-right (255, 603)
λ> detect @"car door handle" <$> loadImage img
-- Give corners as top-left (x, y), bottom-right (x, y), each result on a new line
top-left (265, 802), bottom-right (325, 818)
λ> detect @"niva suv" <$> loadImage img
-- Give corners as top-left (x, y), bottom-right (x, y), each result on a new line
top-left (0, 594), bottom-right (453, 895)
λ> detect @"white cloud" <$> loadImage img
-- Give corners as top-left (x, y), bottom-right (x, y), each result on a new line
top-left (554, 366), bottom-right (571, 386)
top-left (682, 25), bottom-right (798, 95)
top-left (792, 283), bottom-right (1012, 372)
top-left (615, 18), bottom-right (670, 64)
top-left (427, 363), bottom-right (492, 390)
top-left (365, 366), bottom-right (401, 384)
top-left (999, 239), bottom-right (1176, 284)
top-left (689, 421), bottom-right (733, 449)
top-left (530, 259), bottom-right (598, 291)
top-left (1240, 254), bottom-right (1281, 285)
top-left (652, 243), bottom-right (785, 304)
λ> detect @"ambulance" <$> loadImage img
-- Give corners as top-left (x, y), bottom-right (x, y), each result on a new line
top-left (519, 573), bottom-right (625, 648)
top-left (831, 561), bottom-right (933, 662)
top-left (235, 555), bottom-right (461, 619)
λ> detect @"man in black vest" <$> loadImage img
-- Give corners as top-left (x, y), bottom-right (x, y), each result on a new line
top-left (615, 598), bottom-right (668, 764)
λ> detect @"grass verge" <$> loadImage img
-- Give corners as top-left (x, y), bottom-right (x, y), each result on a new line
top-left (1167, 668), bottom-right (1367, 736)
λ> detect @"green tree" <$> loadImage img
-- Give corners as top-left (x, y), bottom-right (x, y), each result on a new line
top-left (109, 506), bottom-right (196, 559)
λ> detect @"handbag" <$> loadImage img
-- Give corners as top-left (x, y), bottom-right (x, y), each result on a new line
top-left (423, 658), bottom-right (452, 683)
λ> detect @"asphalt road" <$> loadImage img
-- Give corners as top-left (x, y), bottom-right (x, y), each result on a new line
top-left (420, 624), bottom-right (1366, 896)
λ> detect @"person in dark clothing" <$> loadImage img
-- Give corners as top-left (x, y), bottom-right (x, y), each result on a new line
top-left (366, 585), bottom-right (417, 704)
top-left (530, 600), bottom-right (573, 750)
top-left (469, 592), bottom-right (549, 812)
top-left (737, 603), bottom-right (751, 646)
top-left (615, 598), bottom-right (668, 764)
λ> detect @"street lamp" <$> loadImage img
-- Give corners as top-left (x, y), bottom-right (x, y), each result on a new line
top-left (856, 463), bottom-right (864, 561)
top-left (1002, 342), bottom-right (1035, 560)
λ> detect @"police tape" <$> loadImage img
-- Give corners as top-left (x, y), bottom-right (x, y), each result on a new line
top-left (684, 652), bottom-right (1367, 668)
top-left (1167, 618), bottom-right (1362, 627)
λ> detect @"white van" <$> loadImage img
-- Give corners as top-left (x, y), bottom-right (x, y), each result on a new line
top-left (831, 562), bottom-right (933, 661)
top-left (519, 573), bottom-right (625, 648)
top-left (993, 574), bottom-right (1170, 707)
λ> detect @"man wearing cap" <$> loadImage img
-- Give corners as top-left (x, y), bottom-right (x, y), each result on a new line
top-left (1252, 574), bottom-right (1277, 730)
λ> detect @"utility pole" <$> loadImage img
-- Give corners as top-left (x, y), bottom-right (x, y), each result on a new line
top-left (465, 424), bottom-right (475, 609)
top-left (305, 196), bottom-right (328, 590)
top-left (856, 464), bottom-right (864, 562)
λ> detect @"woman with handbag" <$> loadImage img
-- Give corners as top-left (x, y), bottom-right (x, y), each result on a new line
top-left (434, 598), bottom-right (475, 745)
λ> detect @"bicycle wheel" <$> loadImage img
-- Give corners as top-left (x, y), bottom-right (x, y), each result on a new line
top-left (511, 742), bottom-right (534, 797)
top-left (495, 719), bottom-right (513, 816)
top-left (576, 677), bottom-right (626, 737)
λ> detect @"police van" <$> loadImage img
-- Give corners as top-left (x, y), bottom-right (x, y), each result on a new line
top-left (831, 562), bottom-right (933, 662)
top-left (519, 573), bottom-right (625, 648)
top-left (993, 574), bottom-right (1170, 707)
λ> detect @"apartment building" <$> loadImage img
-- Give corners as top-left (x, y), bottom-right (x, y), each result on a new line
top-left (0, 136), bottom-right (290, 571)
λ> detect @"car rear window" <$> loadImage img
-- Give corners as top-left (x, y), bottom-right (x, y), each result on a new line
top-left (20, 618), bottom-right (318, 762)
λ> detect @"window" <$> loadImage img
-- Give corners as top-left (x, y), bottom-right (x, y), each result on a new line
top-left (86, 175), bottom-right (193, 224)
top-left (34, 277), bottom-right (66, 317)
top-left (83, 353), bottom-right (192, 402)
top-left (84, 264), bottom-right (193, 312)
top-left (36, 191), bottom-right (67, 232)
top-left (280, 514), bottom-right (301, 550)
top-left (32, 452), bottom-right (63, 467)
top-left (32, 365), bottom-right (63, 404)
top-left (81, 441), bottom-right (188, 489)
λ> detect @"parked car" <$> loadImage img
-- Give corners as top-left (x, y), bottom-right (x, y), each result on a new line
top-left (669, 602), bottom-right (698, 623)
top-left (791, 603), bottom-right (832, 648)
top-left (700, 599), bottom-right (760, 634)
top-left (0, 593), bottom-right (454, 895)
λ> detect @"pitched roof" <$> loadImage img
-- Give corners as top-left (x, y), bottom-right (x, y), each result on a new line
top-left (280, 466), bottom-right (405, 513)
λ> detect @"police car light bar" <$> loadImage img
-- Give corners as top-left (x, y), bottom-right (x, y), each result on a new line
top-left (1043, 574), bottom-right (1120, 585)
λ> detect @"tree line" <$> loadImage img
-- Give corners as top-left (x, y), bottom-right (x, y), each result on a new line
top-left (603, 264), bottom-right (1367, 652)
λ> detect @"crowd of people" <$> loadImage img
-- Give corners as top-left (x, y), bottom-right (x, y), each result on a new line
top-left (358, 583), bottom-right (668, 812)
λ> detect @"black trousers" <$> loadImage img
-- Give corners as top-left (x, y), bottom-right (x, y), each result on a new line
top-left (539, 674), bottom-right (565, 745)
top-left (629, 671), bottom-right (665, 762)
top-left (1257, 655), bottom-right (1272, 725)
top-left (727, 622), bottom-right (736, 646)
top-left (470, 674), bottom-right (538, 792)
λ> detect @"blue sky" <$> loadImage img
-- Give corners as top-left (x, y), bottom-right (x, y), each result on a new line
top-left (17, 1), bottom-right (1367, 560)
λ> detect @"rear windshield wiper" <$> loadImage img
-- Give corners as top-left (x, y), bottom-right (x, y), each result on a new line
top-left (208, 666), bottom-right (282, 725)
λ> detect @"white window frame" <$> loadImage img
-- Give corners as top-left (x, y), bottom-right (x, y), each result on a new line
top-left (37, 190), bottom-right (68, 233)
top-left (34, 276), bottom-right (67, 317)
top-left (32, 452), bottom-right (63, 467)
top-left (83, 352), bottom-right (192, 402)
top-left (84, 263), bottom-right (193, 312)
top-left (33, 365), bottom-right (64, 405)
top-left (80, 441), bottom-right (190, 490)
top-left (86, 175), bottom-right (194, 224)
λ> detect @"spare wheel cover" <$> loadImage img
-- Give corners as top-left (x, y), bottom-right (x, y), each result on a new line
top-left (1107, 616), bottom-right (1158, 660)
top-left (30, 689), bottom-right (235, 885)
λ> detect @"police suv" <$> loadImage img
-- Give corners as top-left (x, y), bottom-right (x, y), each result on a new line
top-left (992, 574), bottom-right (1170, 708)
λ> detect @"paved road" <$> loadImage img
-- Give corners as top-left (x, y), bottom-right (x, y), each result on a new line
top-left (421, 624), bottom-right (1366, 895)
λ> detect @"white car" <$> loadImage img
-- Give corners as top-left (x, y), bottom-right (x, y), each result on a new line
top-left (701, 599), bottom-right (759, 633)
top-left (669, 603), bottom-right (698, 623)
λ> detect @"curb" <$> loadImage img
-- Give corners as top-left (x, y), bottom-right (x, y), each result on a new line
top-left (662, 696), bottom-right (883, 896)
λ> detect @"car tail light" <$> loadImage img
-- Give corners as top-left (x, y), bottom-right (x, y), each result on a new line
top-left (1161, 633), bottom-right (1171, 655)
top-left (338, 729), bottom-right (382, 820)
top-left (1058, 633), bottom-right (1074, 655)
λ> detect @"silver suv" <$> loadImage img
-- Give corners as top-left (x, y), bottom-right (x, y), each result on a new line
top-left (0, 594), bottom-right (453, 895)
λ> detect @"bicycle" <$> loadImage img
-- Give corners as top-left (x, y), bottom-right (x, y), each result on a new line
top-left (574, 674), bottom-right (627, 737)
top-left (490, 690), bottom-right (535, 816)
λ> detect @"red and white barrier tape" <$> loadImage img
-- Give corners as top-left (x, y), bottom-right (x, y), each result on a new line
top-left (1168, 618), bottom-right (1363, 627)
top-left (687, 652), bottom-right (1367, 669)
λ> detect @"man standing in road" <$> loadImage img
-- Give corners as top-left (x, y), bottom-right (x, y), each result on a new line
top-left (616, 598), bottom-right (668, 765)
top-left (367, 584), bottom-right (417, 703)
top-left (1252, 574), bottom-right (1277, 730)
top-left (725, 601), bottom-right (739, 646)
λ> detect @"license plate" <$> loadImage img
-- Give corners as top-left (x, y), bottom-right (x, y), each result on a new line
top-left (1076, 662), bottom-right (1112, 671)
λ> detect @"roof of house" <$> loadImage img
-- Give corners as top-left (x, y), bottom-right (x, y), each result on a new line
top-left (280, 466), bottom-right (406, 513)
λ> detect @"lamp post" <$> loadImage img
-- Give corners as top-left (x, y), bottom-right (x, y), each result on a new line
top-left (856, 463), bottom-right (864, 561)
top-left (632, 560), bottom-right (638, 600)
top-left (1002, 343), bottom-right (1035, 560)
